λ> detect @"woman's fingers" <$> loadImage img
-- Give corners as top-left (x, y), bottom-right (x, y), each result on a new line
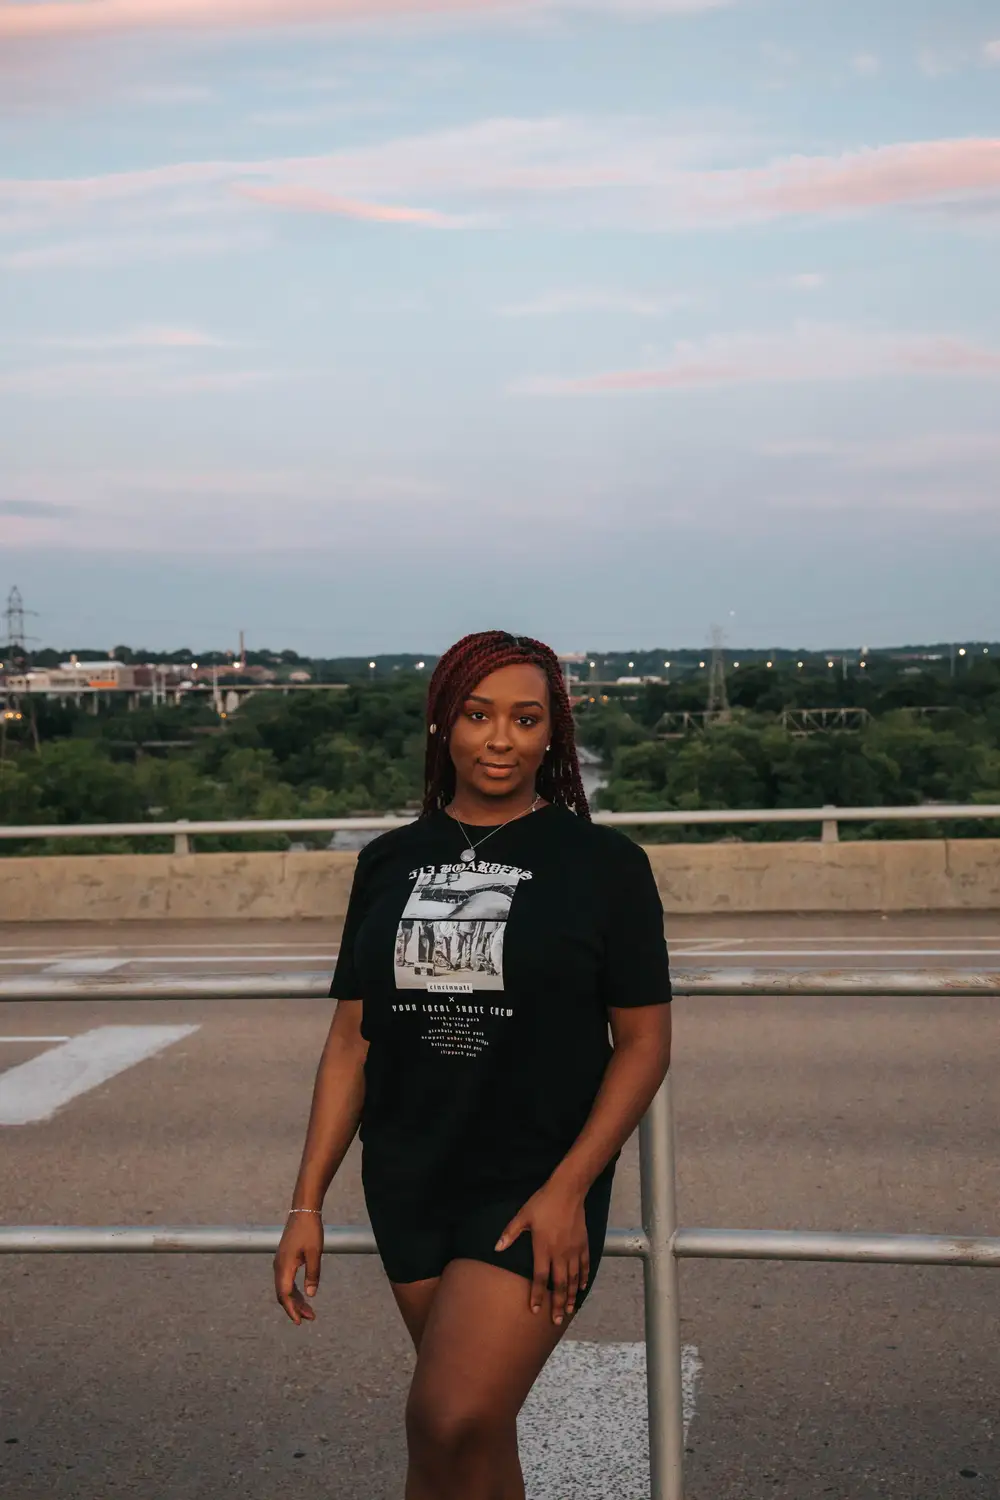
top-left (304, 1242), bottom-right (322, 1299)
top-left (580, 1247), bottom-right (591, 1292)
top-left (564, 1254), bottom-right (581, 1319)
top-left (275, 1256), bottom-right (303, 1324)
top-left (550, 1254), bottom-right (570, 1325)
top-left (530, 1247), bottom-right (550, 1316)
top-left (274, 1241), bottom-right (318, 1325)
top-left (495, 1211), bottom-right (526, 1253)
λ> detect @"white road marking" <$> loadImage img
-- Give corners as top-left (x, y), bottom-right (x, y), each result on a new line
top-left (0, 953), bottom-right (337, 968)
top-left (0, 1025), bottom-right (199, 1126)
top-left (672, 948), bottom-right (1000, 959)
top-left (42, 957), bottom-right (127, 975)
top-left (519, 1340), bottom-right (701, 1499)
top-left (675, 938), bottom-right (737, 954)
top-left (0, 1036), bottom-right (71, 1043)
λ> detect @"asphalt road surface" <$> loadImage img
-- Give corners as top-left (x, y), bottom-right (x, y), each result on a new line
top-left (1, 914), bottom-right (999, 1499)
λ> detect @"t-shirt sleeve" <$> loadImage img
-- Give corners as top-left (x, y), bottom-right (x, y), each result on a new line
top-left (599, 836), bottom-right (672, 1009)
top-left (329, 848), bottom-right (372, 999)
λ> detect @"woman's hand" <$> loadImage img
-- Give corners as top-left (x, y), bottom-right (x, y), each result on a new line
top-left (273, 1213), bottom-right (324, 1325)
top-left (495, 1180), bottom-right (589, 1326)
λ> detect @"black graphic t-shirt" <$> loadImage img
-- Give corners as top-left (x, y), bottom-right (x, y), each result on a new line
top-left (330, 804), bottom-right (672, 1212)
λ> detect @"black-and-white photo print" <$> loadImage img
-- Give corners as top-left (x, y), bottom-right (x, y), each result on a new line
top-left (401, 866), bottom-right (521, 921)
top-left (394, 864), bottom-right (531, 989)
top-left (395, 917), bottom-right (506, 991)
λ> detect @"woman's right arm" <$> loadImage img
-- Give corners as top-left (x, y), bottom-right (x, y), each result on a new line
top-left (273, 998), bottom-right (367, 1325)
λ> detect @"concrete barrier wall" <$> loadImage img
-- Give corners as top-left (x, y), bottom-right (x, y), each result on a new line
top-left (1, 840), bottom-right (998, 921)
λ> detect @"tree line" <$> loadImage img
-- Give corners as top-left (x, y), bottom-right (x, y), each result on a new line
top-left (1, 660), bottom-right (998, 852)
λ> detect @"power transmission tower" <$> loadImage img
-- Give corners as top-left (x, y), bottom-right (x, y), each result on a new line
top-left (706, 623), bottom-right (731, 724)
top-left (2, 585), bottom-right (38, 673)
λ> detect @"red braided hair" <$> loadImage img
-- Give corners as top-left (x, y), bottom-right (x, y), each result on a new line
top-left (421, 629), bottom-right (591, 819)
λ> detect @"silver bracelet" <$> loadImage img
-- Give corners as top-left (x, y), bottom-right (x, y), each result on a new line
top-left (287, 1207), bottom-right (322, 1216)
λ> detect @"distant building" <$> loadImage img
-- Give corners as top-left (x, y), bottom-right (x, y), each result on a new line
top-left (7, 660), bottom-right (141, 692)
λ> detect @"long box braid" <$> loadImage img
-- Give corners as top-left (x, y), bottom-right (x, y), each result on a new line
top-left (421, 629), bottom-right (591, 819)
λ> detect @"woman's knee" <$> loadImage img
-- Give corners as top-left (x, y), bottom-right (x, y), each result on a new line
top-left (405, 1384), bottom-right (507, 1467)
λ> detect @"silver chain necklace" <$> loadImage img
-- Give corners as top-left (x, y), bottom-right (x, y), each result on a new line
top-left (447, 795), bottom-right (542, 863)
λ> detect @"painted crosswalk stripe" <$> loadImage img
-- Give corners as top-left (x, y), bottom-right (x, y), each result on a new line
top-left (0, 1025), bottom-right (199, 1126)
top-left (518, 1340), bottom-right (701, 1499)
top-left (41, 957), bottom-right (128, 975)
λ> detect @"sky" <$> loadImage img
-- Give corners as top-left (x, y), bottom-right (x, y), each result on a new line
top-left (1, 0), bottom-right (998, 657)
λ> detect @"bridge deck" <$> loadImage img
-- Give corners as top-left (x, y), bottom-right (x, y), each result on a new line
top-left (1, 914), bottom-right (998, 1498)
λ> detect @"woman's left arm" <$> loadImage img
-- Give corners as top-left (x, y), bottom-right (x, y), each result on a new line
top-left (496, 1004), bottom-right (672, 1324)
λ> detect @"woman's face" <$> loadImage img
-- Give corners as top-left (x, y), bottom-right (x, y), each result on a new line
top-left (447, 662), bottom-right (551, 805)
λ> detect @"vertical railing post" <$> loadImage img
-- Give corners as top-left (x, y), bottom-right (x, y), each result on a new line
top-left (640, 1071), bottom-right (685, 1500)
top-left (821, 804), bottom-right (839, 843)
top-left (173, 820), bottom-right (191, 856)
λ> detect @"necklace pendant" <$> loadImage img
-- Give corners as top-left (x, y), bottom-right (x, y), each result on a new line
top-left (460, 848), bottom-right (476, 863)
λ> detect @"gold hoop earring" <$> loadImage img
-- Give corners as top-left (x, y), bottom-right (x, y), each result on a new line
top-left (429, 724), bottom-right (437, 735)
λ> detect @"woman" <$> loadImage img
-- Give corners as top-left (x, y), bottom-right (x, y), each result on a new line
top-left (274, 629), bottom-right (672, 1500)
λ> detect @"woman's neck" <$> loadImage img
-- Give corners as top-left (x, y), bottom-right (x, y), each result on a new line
top-left (446, 785), bottom-right (542, 826)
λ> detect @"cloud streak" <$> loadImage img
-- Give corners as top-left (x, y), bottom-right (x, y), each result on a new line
top-left (513, 325), bottom-right (1000, 395)
top-left (0, 0), bottom-right (731, 41)
top-left (3, 127), bottom-right (998, 254)
top-left (0, 359), bottom-right (283, 397)
top-left (41, 325), bottom-right (231, 350)
top-left (0, 229), bottom-right (269, 270)
top-left (237, 182), bottom-right (461, 226)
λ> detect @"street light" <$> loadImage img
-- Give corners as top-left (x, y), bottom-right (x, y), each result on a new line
top-left (958, 648), bottom-right (967, 657)
top-left (416, 660), bottom-right (425, 670)
top-left (766, 660), bottom-right (773, 668)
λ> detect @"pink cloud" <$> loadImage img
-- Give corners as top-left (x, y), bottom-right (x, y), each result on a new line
top-left (2, 125), bottom-right (998, 254)
top-left (0, 0), bottom-right (730, 40)
top-left (236, 183), bottom-right (460, 226)
top-left (688, 138), bottom-right (1000, 221)
top-left (514, 326), bottom-right (1000, 396)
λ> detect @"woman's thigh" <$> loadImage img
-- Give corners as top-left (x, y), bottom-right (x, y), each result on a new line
top-left (391, 1277), bottom-right (441, 1351)
top-left (408, 1258), bottom-right (570, 1428)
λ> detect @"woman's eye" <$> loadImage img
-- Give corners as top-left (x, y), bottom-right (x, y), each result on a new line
top-left (518, 716), bottom-right (539, 728)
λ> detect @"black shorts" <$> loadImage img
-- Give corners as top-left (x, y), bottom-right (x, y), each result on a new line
top-left (365, 1172), bottom-right (615, 1306)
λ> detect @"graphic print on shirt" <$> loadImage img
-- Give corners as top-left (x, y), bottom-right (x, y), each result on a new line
top-left (394, 861), bottom-right (532, 993)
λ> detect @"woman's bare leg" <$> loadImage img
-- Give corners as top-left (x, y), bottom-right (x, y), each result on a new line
top-left (391, 1274), bottom-right (526, 1499)
top-left (400, 1258), bottom-right (569, 1500)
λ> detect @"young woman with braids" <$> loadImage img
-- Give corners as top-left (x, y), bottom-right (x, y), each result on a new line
top-left (274, 629), bottom-right (672, 1500)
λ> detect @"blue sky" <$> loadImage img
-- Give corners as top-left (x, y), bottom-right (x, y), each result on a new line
top-left (1, 0), bottom-right (998, 656)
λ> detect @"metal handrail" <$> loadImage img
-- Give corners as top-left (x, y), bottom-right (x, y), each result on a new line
top-left (1, 802), bottom-right (998, 843)
top-left (2, 968), bottom-right (998, 1002)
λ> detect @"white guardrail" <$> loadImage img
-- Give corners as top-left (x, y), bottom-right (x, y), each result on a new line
top-left (1, 803), bottom-right (999, 854)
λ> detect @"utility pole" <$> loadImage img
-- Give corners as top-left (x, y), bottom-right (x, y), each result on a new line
top-left (238, 629), bottom-right (246, 672)
top-left (706, 624), bottom-right (731, 724)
